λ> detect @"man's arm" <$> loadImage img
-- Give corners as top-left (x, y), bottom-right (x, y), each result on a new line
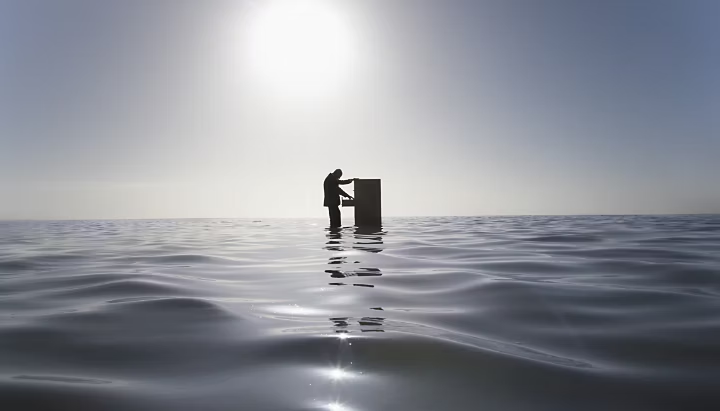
top-left (338, 179), bottom-right (354, 185)
top-left (338, 187), bottom-right (352, 199)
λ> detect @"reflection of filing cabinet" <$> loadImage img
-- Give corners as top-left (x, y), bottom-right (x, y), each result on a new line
top-left (354, 179), bottom-right (382, 227)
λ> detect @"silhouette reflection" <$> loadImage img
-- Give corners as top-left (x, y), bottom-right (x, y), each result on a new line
top-left (324, 227), bottom-right (345, 252)
top-left (325, 267), bottom-right (381, 278)
top-left (323, 227), bottom-right (387, 332)
top-left (330, 316), bottom-right (385, 333)
top-left (324, 226), bottom-right (385, 288)
top-left (323, 226), bottom-right (386, 253)
top-left (319, 227), bottom-right (387, 411)
top-left (352, 226), bottom-right (385, 254)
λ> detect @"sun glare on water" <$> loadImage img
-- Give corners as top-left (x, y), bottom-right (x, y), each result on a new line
top-left (245, 0), bottom-right (357, 97)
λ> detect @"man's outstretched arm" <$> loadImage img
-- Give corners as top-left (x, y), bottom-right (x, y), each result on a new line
top-left (338, 187), bottom-right (352, 199)
top-left (338, 179), bottom-right (354, 185)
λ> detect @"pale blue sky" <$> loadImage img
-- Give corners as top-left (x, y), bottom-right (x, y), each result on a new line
top-left (1, 0), bottom-right (718, 219)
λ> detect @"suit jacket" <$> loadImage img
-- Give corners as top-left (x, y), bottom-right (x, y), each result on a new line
top-left (323, 173), bottom-right (352, 207)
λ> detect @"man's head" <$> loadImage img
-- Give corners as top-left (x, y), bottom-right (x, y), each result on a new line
top-left (333, 169), bottom-right (343, 178)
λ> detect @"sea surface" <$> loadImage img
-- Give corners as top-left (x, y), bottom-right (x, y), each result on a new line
top-left (1, 215), bottom-right (720, 410)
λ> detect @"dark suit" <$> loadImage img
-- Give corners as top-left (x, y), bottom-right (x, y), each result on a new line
top-left (324, 173), bottom-right (352, 227)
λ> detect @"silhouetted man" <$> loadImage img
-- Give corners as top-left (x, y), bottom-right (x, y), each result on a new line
top-left (324, 169), bottom-right (354, 227)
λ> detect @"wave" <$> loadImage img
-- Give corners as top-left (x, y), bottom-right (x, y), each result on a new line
top-left (1, 216), bottom-right (720, 410)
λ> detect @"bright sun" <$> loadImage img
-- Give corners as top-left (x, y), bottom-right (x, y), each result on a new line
top-left (245, 1), bottom-right (356, 96)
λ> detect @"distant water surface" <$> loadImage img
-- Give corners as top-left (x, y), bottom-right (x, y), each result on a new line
top-left (1, 216), bottom-right (720, 410)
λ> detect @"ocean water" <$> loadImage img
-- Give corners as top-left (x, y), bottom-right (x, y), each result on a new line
top-left (1, 215), bottom-right (720, 410)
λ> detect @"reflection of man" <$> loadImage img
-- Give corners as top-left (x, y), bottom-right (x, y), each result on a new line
top-left (323, 169), bottom-right (354, 227)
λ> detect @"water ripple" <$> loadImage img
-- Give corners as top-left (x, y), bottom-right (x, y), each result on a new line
top-left (1, 216), bottom-right (720, 410)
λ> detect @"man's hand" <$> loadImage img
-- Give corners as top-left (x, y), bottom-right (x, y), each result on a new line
top-left (346, 195), bottom-right (354, 200)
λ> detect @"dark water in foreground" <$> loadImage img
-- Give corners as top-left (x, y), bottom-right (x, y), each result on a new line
top-left (1, 216), bottom-right (720, 410)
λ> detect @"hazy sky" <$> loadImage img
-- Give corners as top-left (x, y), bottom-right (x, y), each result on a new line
top-left (1, 0), bottom-right (718, 219)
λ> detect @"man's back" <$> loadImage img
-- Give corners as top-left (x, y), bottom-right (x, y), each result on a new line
top-left (323, 173), bottom-right (339, 207)
top-left (323, 169), bottom-right (353, 227)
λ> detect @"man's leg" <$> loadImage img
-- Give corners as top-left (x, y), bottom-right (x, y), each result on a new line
top-left (329, 206), bottom-right (341, 227)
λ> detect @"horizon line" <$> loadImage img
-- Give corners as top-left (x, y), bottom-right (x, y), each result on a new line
top-left (1, 212), bottom-right (719, 223)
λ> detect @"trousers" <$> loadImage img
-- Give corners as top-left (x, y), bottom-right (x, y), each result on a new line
top-left (328, 206), bottom-right (341, 227)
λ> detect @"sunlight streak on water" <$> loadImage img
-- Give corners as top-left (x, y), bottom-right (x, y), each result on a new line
top-left (325, 402), bottom-right (350, 411)
top-left (322, 367), bottom-right (353, 382)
